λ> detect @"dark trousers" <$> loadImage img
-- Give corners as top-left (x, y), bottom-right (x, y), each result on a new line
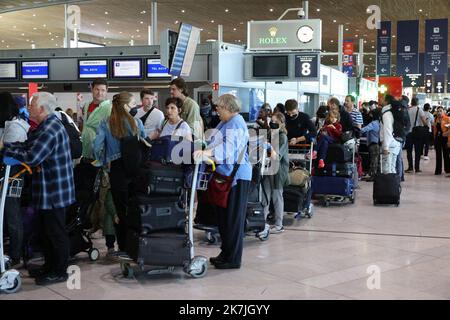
top-left (5, 196), bottom-right (23, 261)
top-left (216, 180), bottom-right (251, 265)
top-left (110, 159), bottom-right (130, 252)
top-left (424, 132), bottom-right (432, 157)
top-left (38, 207), bottom-right (69, 276)
top-left (368, 143), bottom-right (380, 177)
top-left (435, 136), bottom-right (450, 174)
top-left (317, 135), bottom-right (336, 162)
top-left (406, 133), bottom-right (424, 171)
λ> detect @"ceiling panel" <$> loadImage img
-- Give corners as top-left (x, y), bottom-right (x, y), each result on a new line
top-left (0, 0), bottom-right (449, 76)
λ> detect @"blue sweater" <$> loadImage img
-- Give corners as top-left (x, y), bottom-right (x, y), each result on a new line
top-left (361, 120), bottom-right (380, 145)
top-left (207, 114), bottom-right (252, 186)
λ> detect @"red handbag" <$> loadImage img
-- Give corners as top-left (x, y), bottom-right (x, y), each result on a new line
top-left (206, 148), bottom-right (245, 209)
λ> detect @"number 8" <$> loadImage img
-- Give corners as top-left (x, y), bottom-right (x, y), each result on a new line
top-left (302, 63), bottom-right (311, 76)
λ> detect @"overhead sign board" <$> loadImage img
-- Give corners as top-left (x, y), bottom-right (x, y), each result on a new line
top-left (247, 19), bottom-right (322, 51)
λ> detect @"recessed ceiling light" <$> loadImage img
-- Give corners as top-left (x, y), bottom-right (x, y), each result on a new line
top-left (119, 31), bottom-right (123, 34)
top-left (43, 24), bottom-right (46, 27)
top-left (6, 45), bottom-right (9, 48)
top-left (21, 33), bottom-right (25, 36)
top-left (90, 23), bottom-right (95, 26)
top-left (333, 20), bottom-right (337, 23)
top-left (175, 20), bottom-right (179, 24)
top-left (0, 16), bottom-right (2, 18)
top-left (106, 22), bottom-right (110, 25)
top-left (345, 28), bottom-right (349, 31)
top-left (106, 30), bottom-right (109, 32)
top-left (55, 35), bottom-right (59, 38)
top-left (105, 11), bottom-right (108, 14)
top-left (181, 9), bottom-right (185, 13)
top-left (200, 28), bottom-right (204, 31)
top-left (33, 27), bottom-right (37, 30)
top-left (1, 40), bottom-right (4, 43)
top-left (270, 8), bottom-right (274, 12)
top-left (392, 35), bottom-right (396, 38)
top-left (330, 40), bottom-right (334, 43)
top-left (225, 9), bottom-right (229, 13)
top-left (372, 45), bottom-right (375, 49)
top-left (240, 22), bottom-right (244, 25)
top-left (32, 14), bottom-right (36, 17)
top-left (140, 10), bottom-right (146, 14)
top-left (49, 32), bottom-right (52, 35)
top-left (419, 9), bottom-right (423, 12)
top-left (331, 58), bottom-right (334, 61)
top-left (211, 20), bottom-right (215, 23)
top-left (233, 28), bottom-right (237, 31)
top-left (136, 29), bottom-right (140, 32)
top-left (26, 39), bottom-right (29, 42)
top-left (140, 21), bottom-right (144, 24)
top-left (316, 8), bottom-right (320, 12)
top-left (131, 35), bottom-right (134, 38)
top-left (51, 38), bottom-right (54, 41)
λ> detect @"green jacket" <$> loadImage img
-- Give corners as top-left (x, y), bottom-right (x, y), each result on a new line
top-left (272, 132), bottom-right (290, 189)
top-left (181, 97), bottom-right (204, 140)
top-left (81, 100), bottom-right (112, 159)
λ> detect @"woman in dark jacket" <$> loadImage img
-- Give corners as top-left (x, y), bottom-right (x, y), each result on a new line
top-left (260, 112), bottom-right (290, 235)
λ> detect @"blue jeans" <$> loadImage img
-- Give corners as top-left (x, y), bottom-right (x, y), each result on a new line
top-left (317, 135), bottom-right (336, 161)
top-left (396, 140), bottom-right (405, 181)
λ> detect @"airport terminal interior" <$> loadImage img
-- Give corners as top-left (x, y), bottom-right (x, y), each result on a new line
top-left (0, 0), bottom-right (450, 300)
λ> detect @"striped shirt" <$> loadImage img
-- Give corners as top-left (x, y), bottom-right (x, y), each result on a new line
top-left (4, 113), bottom-right (75, 209)
top-left (350, 108), bottom-right (364, 127)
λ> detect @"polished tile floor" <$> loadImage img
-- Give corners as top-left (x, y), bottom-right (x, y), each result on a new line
top-left (3, 151), bottom-right (450, 300)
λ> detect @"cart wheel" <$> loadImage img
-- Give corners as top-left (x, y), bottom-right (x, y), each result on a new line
top-left (258, 231), bottom-right (270, 241)
top-left (206, 232), bottom-right (220, 245)
top-left (88, 248), bottom-right (100, 261)
top-left (4, 260), bottom-right (11, 271)
top-left (3, 275), bottom-right (21, 294)
top-left (121, 262), bottom-right (134, 278)
top-left (189, 262), bottom-right (208, 279)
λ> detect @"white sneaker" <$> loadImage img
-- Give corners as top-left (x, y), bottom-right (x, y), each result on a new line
top-left (257, 224), bottom-right (270, 238)
top-left (423, 156), bottom-right (430, 161)
top-left (270, 226), bottom-right (285, 234)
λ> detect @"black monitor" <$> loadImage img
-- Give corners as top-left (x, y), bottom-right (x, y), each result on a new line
top-left (0, 61), bottom-right (18, 81)
top-left (253, 55), bottom-right (289, 78)
top-left (111, 58), bottom-right (142, 79)
top-left (21, 61), bottom-right (49, 80)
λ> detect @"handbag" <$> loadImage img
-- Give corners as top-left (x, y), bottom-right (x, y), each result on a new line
top-left (120, 135), bottom-right (151, 177)
top-left (289, 164), bottom-right (309, 188)
top-left (206, 148), bottom-right (245, 209)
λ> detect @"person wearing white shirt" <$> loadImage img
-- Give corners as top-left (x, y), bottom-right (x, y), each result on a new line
top-left (133, 89), bottom-right (164, 138)
top-left (422, 103), bottom-right (434, 160)
top-left (380, 98), bottom-right (402, 174)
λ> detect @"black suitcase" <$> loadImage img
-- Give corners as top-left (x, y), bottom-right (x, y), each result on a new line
top-left (325, 144), bottom-right (353, 164)
top-left (283, 186), bottom-right (306, 213)
top-left (126, 229), bottom-right (190, 267)
top-left (373, 173), bottom-right (401, 206)
top-left (245, 202), bottom-right (265, 232)
top-left (135, 161), bottom-right (184, 196)
top-left (315, 162), bottom-right (354, 178)
top-left (127, 195), bottom-right (185, 234)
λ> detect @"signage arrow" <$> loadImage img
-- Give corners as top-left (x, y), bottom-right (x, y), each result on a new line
top-left (381, 68), bottom-right (386, 73)
top-left (405, 67), bottom-right (410, 73)
top-left (434, 66), bottom-right (439, 72)
top-left (411, 81), bottom-right (417, 86)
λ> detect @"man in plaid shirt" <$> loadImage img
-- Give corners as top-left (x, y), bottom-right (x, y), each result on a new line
top-left (3, 92), bottom-right (75, 286)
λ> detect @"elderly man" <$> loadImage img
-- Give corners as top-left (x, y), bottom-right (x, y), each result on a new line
top-left (3, 92), bottom-right (75, 286)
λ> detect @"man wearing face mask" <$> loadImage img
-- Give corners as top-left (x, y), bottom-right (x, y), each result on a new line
top-left (284, 99), bottom-right (317, 145)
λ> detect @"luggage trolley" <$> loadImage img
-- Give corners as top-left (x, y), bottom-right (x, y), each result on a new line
top-left (119, 159), bottom-right (215, 279)
top-left (313, 140), bottom-right (357, 207)
top-left (194, 129), bottom-right (270, 243)
top-left (286, 142), bottom-right (315, 219)
top-left (0, 157), bottom-right (32, 294)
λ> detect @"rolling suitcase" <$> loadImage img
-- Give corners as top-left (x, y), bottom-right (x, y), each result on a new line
top-left (315, 162), bottom-right (354, 178)
top-left (135, 161), bottom-right (184, 196)
top-left (245, 202), bottom-right (265, 232)
top-left (126, 229), bottom-right (190, 267)
top-left (325, 143), bottom-right (353, 164)
top-left (312, 176), bottom-right (354, 197)
top-left (373, 157), bottom-right (401, 206)
top-left (127, 195), bottom-right (185, 234)
top-left (283, 185), bottom-right (306, 213)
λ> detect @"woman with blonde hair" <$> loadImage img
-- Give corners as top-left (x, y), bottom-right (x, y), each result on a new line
top-left (94, 92), bottom-right (145, 253)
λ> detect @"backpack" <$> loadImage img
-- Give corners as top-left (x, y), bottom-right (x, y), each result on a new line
top-left (60, 112), bottom-right (82, 159)
top-left (382, 102), bottom-right (410, 141)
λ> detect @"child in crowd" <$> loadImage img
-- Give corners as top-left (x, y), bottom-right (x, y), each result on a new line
top-left (316, 110), bottom-right (343, 169)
